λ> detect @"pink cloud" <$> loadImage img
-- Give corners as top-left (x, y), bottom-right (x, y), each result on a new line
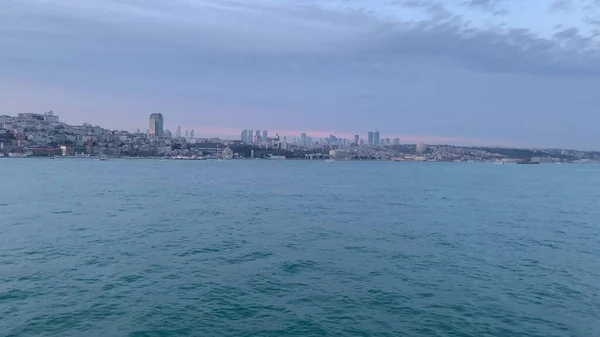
top-left (180, 125), bottom-right (507, 146)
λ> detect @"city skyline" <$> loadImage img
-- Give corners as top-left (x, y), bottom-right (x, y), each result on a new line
top-left (2, 1), bottom-right (600, 149)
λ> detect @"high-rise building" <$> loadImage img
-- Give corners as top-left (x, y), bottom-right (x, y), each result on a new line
top-left (165, 130), bottom-right (173, 138)
top-left (248, 130), bottom-right (253, 143)
top-left (190, 129), bottom-right (195, 139)
top-left (241, 129), bottom-right (248, 142)
top-left (354, 135), bottom-right (359, 144)
top-left (374, 131), bottom-right (380, 146)
top-left (149, 113), bottom-right (164, 136)
top-left (368, 131), bottom-right (374, 145)
top-left (416, 142), bottom-right (427, 153)
top-left (393, 138), bottom-right (400, 145)
top-left (255, 130), bottom-right (260, 142)
top-left (262, 130), bottom-right (268, 141)
top-left (300, 133), bottom-right (307, 146)
top-left (176, 126), bottom-right (181, 138)
top-left (185, 129), bottom-right (189, 138)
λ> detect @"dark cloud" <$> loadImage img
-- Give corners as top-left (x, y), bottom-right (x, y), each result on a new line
top-left (550, 0), bottom-right (575, 12)
top-left (2, 1), bottom-right (598, 77)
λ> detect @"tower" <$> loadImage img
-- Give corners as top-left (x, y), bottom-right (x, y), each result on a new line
top-left (149, 113), bottom-right (164, 136)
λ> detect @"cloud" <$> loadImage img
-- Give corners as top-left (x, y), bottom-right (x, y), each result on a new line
top-left (461, 0), bottom-right (509, 15)
top-left (2, 0), bottom-right (599, 77)
top-left (550, 0), bottom-right (576, 12)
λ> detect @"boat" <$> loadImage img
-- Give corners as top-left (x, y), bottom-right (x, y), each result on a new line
top-left (325, 158), bottom-right (335, 163)
top-left (8, 153), bottom-right (28, 158)
top-left (493, 161), bottom-right (504, 165)
top-left (97, 155), bottom-right (108, 161)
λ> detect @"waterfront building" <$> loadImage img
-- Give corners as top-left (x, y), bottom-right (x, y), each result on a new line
top-left (149, 113), bottom-right (164, 137)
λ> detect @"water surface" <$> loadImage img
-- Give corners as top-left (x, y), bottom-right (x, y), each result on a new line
top-left (1, 159), bottom-right (599, 336)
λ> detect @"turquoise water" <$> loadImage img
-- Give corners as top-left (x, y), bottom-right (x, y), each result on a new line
top-left (1, 159), bottom-right (599, 336)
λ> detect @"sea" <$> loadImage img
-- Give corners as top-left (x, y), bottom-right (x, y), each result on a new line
top-left (1, 159), bottom-right (599, 337)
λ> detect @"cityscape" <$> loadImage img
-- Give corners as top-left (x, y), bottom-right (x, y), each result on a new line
top-left (1, 111), bottom-right (599, 163)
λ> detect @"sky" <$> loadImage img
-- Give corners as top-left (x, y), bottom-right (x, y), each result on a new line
top-left (1, 0), bottom-right (600, 148)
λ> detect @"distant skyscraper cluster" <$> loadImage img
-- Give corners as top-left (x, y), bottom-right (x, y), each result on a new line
top-left (367, 131), bottom-right (381, 145)
top-left (241, 129), bottom-right (268, 143)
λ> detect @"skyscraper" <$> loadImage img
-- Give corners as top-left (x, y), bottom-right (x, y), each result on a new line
top-left (354, 135), bottom-right (359, 144)
top-left (368, 131), bottom-right (374, 145)
top-left (393, 138), bottom-right (400, 145)
top-left (262, 130), bottom-right (268, 141)
top-left (190, 129), bottom-right (195, 139)
top-left (374, 131), bottom-right (380, 146)
top-left (149, 113), bottom-right (164, 137)
top-left (300, 133), bottom-right (307, 146)
top-left (241, 129), bottom-right (248, 142)
top-left (176, 126), bottom-right (181, 138)
top-left (248, 130), bottom-right (253, 143)
top-left (185, 129), bottom-right (189, 138)
top-left (255, 130), bottom-right (260, 142)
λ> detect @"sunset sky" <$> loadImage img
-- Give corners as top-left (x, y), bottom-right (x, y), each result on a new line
top-left (1, 0), bottom-right (600, 148)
